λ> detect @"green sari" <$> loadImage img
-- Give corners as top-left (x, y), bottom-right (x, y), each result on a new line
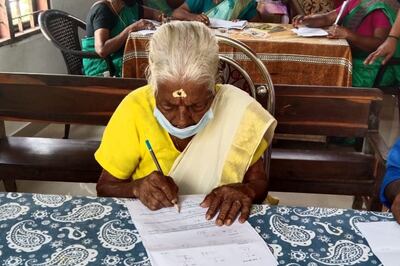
top-left (186, 0), bottom-right (257, 21)
top-left (81, 3), bottom-right (140, 77)
top-left (143, 0), bottom-right (173, 16)
top-left (342, 0), bottom-right (400, 87)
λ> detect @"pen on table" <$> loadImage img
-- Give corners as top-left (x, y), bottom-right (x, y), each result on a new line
top-left (145, 139), bottom-right (180, 213)
top-left (333, 0), bottom-right (349, 25)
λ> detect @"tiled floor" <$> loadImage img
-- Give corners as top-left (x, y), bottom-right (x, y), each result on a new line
top-left (2, 95), bottom-right (399, 208)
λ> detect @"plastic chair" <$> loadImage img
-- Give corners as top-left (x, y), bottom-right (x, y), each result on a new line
top-left (39, 9), bottom-right (115, 139)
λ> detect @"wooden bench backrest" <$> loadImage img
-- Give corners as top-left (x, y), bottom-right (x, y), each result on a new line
top-left (273, 85), bottom-right (383, 137)
top-left (0, 73), bottom-right (383, 137)
top-left (0, 73), bottom-right (146, 125)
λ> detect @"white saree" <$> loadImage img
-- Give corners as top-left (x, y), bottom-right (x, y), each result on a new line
top-left (168, 84), bottom-right (277, 195)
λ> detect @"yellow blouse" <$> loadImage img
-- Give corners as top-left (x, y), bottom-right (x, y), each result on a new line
top-left (95, 85), bottom-right (267, 180)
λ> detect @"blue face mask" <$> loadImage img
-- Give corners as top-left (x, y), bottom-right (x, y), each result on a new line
top-left (153, 107), bottom-right (214, 139)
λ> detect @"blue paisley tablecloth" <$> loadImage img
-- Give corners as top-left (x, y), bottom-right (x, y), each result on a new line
top-left (0, 192), bottom-right (395, 266)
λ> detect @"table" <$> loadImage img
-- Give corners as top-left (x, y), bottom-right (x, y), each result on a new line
top-left (0, 192), bottom-right (393, 265)
top-left (122, 23), bottom-right (352, 86)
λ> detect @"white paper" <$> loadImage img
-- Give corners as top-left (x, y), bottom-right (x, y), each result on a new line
top-left (126, 195), bottom-right (277, 266)
top-left (209, 18), bottom-right (248, 30)
top-left (292, 27), bottom-right (328, 37)
top-left (357, 221), bottom-right (400, 266)
top-left (132, 29), bottom-right (156, 36)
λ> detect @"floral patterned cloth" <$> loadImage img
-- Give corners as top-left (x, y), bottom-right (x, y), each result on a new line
top-left (0, 192), bottom-right (394, 265)
top-left (297, 0), bottom-right (334, 14)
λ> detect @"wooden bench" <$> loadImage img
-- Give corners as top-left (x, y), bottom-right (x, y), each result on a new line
top-left (0, 73), bottom-right (386, 210)
top-left (270, 85), bottom-right (387, 211)
top-left (0, 72), bottom-right (145, 191)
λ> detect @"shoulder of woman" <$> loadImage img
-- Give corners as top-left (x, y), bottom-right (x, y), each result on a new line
top-left (91, 1), bottom-right (115, 16)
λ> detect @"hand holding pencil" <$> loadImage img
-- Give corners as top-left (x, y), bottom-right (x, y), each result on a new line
top-left (131, 140), bottom-right (179, 212)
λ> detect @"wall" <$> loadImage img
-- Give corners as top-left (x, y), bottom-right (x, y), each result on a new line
top-left (0, 0), bottom-right (96, 74)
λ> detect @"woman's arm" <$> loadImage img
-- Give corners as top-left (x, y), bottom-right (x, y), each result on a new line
top-left (200, 158), bottom-right (268, 226)
top-left (142, 5), bottom-right (164, 21)
top-left (365, 10), bottom-right (400, 64)
top-left (172, 2), bottom-right (209, 24)
top-left (292, 9), bottom-right (337, 28)
top-left (96, 169), bottom-right (179, 210)
top-left (385, 180), bottom-right (400, 223)
top-left (328, 25), bottom-right (390, 52)
top-left (94, 19), bottom-right (154, 57)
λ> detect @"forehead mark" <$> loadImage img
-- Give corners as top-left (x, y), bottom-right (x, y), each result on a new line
top-left (172, 89), bottom-right (187, 98)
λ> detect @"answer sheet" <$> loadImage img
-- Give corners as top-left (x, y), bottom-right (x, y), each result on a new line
top-left (357, 221), bottom-right (400, 266)
top-left (126, 194), bottom-right (277, 266)
top-left (209, 18), bottom-right (248, 30)
top-left (292, 27), bottom-right (328, 37)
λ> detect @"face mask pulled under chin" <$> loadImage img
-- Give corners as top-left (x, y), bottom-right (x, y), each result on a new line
top-left (153, 107), bottom-right (214, 140)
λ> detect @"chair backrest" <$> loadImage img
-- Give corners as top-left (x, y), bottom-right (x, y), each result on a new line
top-left (39, 9), bottom-right (86, 75)
top-left (216, 35), bottom-right (275, 115)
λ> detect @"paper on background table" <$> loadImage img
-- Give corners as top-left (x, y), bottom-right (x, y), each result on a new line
top-left (209, 18), bottom-right (248, 30)
top-left (126, 194), bottom-right (277, 266)
top-left (292, 27), bottom-right (328, 37)
top-left (132, 29), bottom-right (156, 36)
top-left (357, 221), bottom-right (400, 266)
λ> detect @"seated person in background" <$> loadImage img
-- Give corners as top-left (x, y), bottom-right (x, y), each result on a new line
top-left (142, 0), bottom-right (184, 16)
top-left (95, 21), bottom-right (277, 226)
top-left (293, 0), bottom-right (400, 87)
top-left (82, 0), bottom-right (163, 77)
top-left (365, 10), bottom-right (400, 65)
top-left (172, 0), bottom-right (260, 24)
top-left (380, 139), bottom-right (400, 224)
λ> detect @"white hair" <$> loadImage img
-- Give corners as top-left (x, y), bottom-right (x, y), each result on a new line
top-left (147, 21), bottom-right (219, 94)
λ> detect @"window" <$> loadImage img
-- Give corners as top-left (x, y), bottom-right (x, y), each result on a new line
top-left (0, 0), bottom-right (49, 45)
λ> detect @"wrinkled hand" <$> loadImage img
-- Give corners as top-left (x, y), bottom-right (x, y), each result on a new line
top-left (192, 13), bottom-right (210, 25)
top-left (133, 171), bottom-right (179, 211)
top-left (129, 19), bottom-right (156, 32)
top-left (200, 184), bottom-right (254, 226)
top-left (392, 193), bottom-right (400, 224)
top-left (292, 15), bottom-right (311, 28)
top-left (364, 37), bottom-right (397, 65)
top-left (327, 25), bottom-right (349, 39)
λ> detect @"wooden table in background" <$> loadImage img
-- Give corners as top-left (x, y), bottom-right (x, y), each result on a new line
top-left (123, 23), bottom-right (352, 86)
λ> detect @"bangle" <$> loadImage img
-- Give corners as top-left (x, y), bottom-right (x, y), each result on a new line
top-left (388, 35), bottom-right (399, 41)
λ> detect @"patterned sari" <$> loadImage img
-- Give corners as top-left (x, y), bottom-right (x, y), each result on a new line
top-left (342, 0), bottom-right (400, 87)
top-left (297, 0), bottom-right (334, 15)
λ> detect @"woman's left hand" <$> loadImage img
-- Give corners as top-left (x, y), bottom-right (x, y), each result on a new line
top-left (200, 184), bottom-right (254, 226)
top-left (327, 25), bottom-right (350, 39)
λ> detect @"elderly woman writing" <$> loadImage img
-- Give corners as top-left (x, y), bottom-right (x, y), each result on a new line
top-left (82, 0), bottom-right (163, 77)
top-left (95, 21), bottom-right (276, 226)
top-left (293, 0), bottom-right (400, 87)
